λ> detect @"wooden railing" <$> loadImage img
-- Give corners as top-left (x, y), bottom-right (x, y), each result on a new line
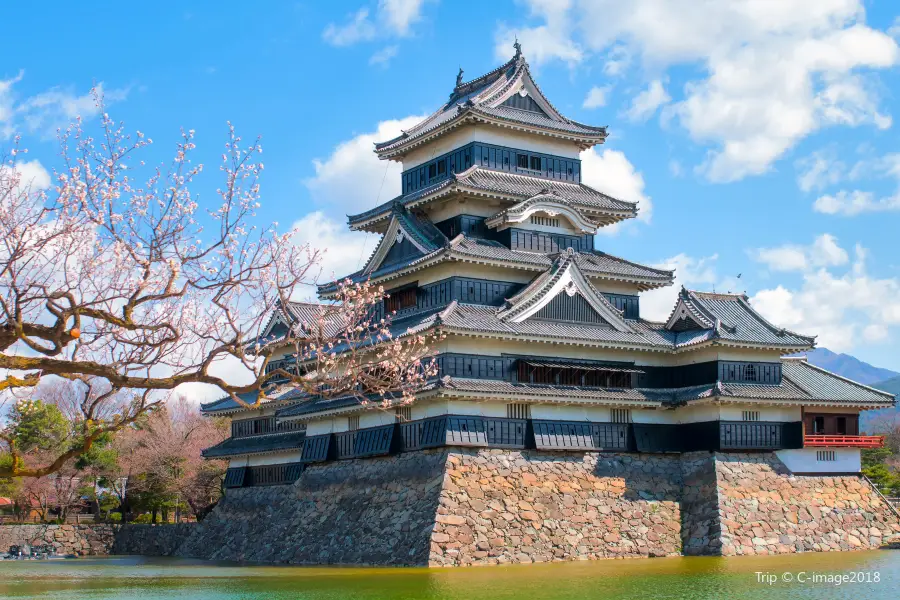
top-left (804, 435), bottom-right (885, 448)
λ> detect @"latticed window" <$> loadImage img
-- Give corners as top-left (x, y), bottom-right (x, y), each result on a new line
top-left (348, 415), bottom-right (360, 431)
top-left (530, 215), bottom-right (560, 228)
top-left (530, 156), bottom-right (541, 170)
top-left (507, 403), bottom-right (531, 420)
top-left (743, 364), bottom-right (757, 381)
top-left (742, 411), bottom-right (760, 422)
top-left (816, 450), bottom-right (836, 462)
top-left (611, 408), bottom-right (631, 423)
top-left (395, 406), bottom-right (412, 422)
top-left (385, 287), bottom-right (417, 313)
top-left (517, 362), bottom-right (632, 389)
top-left (517, 154), bottom-right (529, 169)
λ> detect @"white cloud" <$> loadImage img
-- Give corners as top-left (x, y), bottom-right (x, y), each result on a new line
top-left (751, 244), bottom-right (900, 352)
top-left (379, 0), bottom-right (426, 36)
top-left (304, 115), bottom-right (426, 215)
top-left (370, 45), bottom-right (400, 67)
top-left (291, 211), bottom-right (377, 281)
top-left (582, 85), bottom-right (611, 109)
top-left (625, 79), bottom-right (670, 122)
top-left (813, 189), bottom-right (900, 215)
top-left (809, 151), bottom-right (900, 215)
top-left (890, 16), bottom-right (900, 38)
top-left (796, 148), bottom-right (846, 192)
top-left (0, 74), bottom-right (128, 140)
top-left (640, 253), bottom-right (741, 321)
top-left (752, 234), bottom-right (849, 272)
top-left (580, 148), bottom-right (652, 223)
top-left (323, 8), bottom-right (377, 46)
top-left (495, 0), bottom-right (900, 182)
top-left (323, 1), bottom-right (427, 47)
top-left (1, 159), bottom-right (52, 194)
top-left (494, 0), bottom-right (583, 66)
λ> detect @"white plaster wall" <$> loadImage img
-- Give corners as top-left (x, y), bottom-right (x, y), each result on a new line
top-left (305, 417), bottom-right (350, 435)
top-left (425, 197), bottom-right (505, 222)
top-left (719, 405), bottom-right (802, 422)
top-left (775, 448), bottom-right (861, 474)
top-left (530, 404), bottom-right (609, 421)
top-left (231, 406), bottom-right (276, 420)
top-left (359, 410), bottom-right (398, 428)
top-left (379, 262), bottom-right (536, 292)
top-left (228, 451), bottom-right (304, 468)
top-left (402, 125), bottom-right (581, 170)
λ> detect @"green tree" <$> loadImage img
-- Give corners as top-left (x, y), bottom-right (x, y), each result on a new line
top-left (8, 399), bottom-right (70, 454)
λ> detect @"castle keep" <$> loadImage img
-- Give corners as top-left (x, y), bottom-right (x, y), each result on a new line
top-left (192, 47), bottom-right (899, 565)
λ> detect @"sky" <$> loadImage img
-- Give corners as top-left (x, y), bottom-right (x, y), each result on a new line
top-left (2, 0), bottom-right (900, 372)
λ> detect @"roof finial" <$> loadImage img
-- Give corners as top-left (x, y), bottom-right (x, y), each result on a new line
top-left (456, 67), bottom-right (464, 88)
top-left (514, 38), bottom-right (522, 60)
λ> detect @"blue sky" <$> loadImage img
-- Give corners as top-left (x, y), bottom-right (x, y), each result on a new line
top-left (3, 1), bottom-right (900, 372)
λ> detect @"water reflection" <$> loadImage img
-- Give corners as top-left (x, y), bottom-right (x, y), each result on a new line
top-left (0, 551), bottom-right (896, 600)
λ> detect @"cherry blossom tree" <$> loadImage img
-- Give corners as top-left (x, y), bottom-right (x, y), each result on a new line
top-left (0, 93), bottom-right (438, 478)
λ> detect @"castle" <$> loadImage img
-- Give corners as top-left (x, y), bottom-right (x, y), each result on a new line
top-left (192, 47), bottom-right (899, 566)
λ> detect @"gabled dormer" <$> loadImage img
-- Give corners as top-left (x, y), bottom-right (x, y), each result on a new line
top-left (485, 190), bottom-right (598, 234)
top-left (498, 249), bottom-right (633, 332)
top-left (362, 204), bottom-right (446, 275)
top-left (666, 287), bottom-right (718, 332)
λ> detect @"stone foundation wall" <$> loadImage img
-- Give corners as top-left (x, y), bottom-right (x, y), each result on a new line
top-left (111, 524), bottom-right (195, 556)
top-left (715, 453), bottom-right (900, 555)
top-left (429, 450), bottom-right (682, 566)
top-left (0, 524), bottom-right (116, 556)
top-left (174, 449), bottom-right (451, 565)
top-left (679, 452), bottom-right (722, 556)
top-left (94, 449), bottom-right (899, 566)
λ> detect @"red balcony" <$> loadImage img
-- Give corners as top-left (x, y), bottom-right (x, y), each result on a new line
top-left (804, 435), bottom-right (884, 448)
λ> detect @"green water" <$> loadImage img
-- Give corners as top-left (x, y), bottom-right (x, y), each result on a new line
top-left (0, 551), bottom-right (897, 600)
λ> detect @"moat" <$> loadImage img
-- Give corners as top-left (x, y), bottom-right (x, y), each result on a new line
top-left (1, 551), bottom-right (898, 600)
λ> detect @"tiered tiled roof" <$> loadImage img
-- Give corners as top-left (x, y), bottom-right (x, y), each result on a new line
top-left (319, 238), bottom-right (674, 295)
top-left (348, 166), bottom-right (636, 232)
top-left (272, 358), bottom-right (895, 422)
top-left (374, 50), bottom-right (606, 159)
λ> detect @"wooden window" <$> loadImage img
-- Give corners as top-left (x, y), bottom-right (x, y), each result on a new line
top-left (395, 406), bottom-right (412, 422)
top-left (530, 156), bottom-right (541, 171)
top-left (836, 416), bottom-right (847, 435)
top-left (428, 163), bottom-right (437, 178)
top-left (507, 403), bottom-right (530, 420)
top-left (813, 416), bottom-right (825, 433)
top-left (742, 411), bottom-right (760, 422)
top-left (385, 286), bottom-right (417, 313)
top-left (611, 408), bottom-right (631, 423)
top-left (437, 159), bottom-right (446, 175)
top-left (517, 154), bottom-right (529, 169)
top-left (816, 450), bottom-right (836, 462)
top-left (348, 415), bottom-right (360, 431)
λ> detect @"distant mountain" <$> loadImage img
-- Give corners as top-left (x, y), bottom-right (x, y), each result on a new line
top-left (875, 376), bottom-right (900, 397)
top-left (799, 348), bottom-right (899, 385)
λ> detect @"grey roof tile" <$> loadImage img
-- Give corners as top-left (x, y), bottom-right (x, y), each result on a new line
top-left (780, 359), bottom-right (896, 404)
top-left (348, 168), bottom-right (636, 228)
top-left (374, 55), bottom-right (605, 155)
top-left (201, 431), bottom-right (307, 458)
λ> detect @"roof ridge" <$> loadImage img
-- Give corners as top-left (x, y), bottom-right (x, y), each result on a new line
top-left (590, 250), bottom-right (675, 276)
top-left (733, 295), bottom-right (816, 343)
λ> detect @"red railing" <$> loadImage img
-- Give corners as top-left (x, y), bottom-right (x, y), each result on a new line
top-left (804, 435), bottom-right (884, 448)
